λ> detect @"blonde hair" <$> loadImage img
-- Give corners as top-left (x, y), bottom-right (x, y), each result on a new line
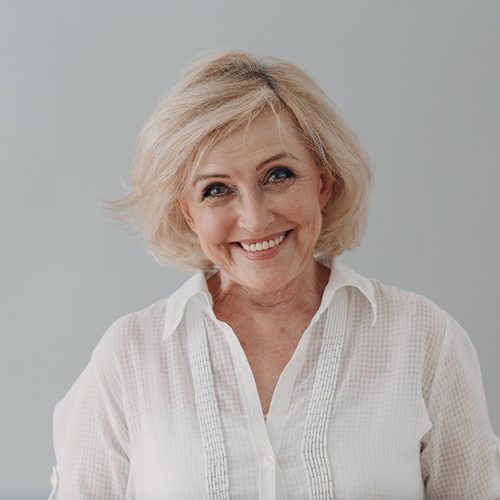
top-left (103, 50), bottom-right (374, 271)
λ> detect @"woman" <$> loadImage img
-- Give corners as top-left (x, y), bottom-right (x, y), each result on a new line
top-left (49, 51), bottom-right (500, 499)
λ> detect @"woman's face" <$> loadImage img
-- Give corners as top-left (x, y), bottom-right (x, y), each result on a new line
top-left (178, 110), bottom-right (333, 293)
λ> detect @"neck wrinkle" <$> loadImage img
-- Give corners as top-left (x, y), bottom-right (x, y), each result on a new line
top-left (209, 259), bottom-right (331, 315)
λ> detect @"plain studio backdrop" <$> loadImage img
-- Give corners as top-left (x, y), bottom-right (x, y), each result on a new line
top-left (1, 1), bottom-right (499, 498)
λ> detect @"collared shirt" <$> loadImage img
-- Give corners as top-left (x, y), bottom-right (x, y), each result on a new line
top-left (48, 258), bottom-right (500, 499)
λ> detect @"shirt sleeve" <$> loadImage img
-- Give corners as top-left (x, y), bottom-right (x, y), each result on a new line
top-left (420, 310), bottom-right (500, 499)
top-left (49, 345), bottom-right (130, 499)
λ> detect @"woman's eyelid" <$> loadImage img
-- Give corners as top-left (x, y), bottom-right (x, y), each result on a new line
top-left (265, 165), bottom-right (296, 181)
top-left (201, 181), bottom-right (234, 200)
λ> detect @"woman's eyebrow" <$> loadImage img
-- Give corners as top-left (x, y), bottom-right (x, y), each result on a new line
top-left (255, 152), bottom-right (299, 170)
top-left (192, 152), bottom-right (299, 186)
top-left (192, 173), bottom-right (231, 186)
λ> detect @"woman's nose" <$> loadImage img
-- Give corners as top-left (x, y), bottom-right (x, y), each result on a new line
top-left (237, 191), bottom-right (275, 235)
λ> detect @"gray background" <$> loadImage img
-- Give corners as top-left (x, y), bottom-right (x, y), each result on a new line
top-left (1, 1), bottom-right (499, 498)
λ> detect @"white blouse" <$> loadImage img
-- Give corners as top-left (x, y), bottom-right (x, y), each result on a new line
top-left (48, 258), bottom-right (500, 499)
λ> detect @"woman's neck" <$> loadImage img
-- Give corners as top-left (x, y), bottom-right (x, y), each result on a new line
top-left (208, 259), bottom-right (331, 320)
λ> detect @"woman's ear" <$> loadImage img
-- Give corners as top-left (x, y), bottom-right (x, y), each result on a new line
top-left (318, 171), bottom-right (335, 209)
top-left (177, 198), bottom-right (197, 234)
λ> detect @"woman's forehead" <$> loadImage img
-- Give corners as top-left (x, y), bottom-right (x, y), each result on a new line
top-left (200, 111), bottom-right (302, 171)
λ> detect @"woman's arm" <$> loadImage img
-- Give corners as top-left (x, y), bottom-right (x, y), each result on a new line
top-left (49, 347), bottom-right (130, 499)
top-left (420, 311), bottom-right (500, 499)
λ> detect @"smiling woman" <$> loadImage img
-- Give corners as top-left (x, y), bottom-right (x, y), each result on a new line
top-left (105, 50), bottom-right (372, 274)
top-left (48, 51), bottom-right (500, 499)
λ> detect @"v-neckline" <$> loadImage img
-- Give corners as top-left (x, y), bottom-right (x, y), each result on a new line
top-left (214, 309), bottom-right (315, 449)
top-left (186, 285), bottom-right (351, 499)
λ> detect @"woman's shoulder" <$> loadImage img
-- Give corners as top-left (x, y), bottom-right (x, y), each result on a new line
top-left (92, 297), bottom-right (168, 366)
top-left (367, 277), bottom-right (479, 397)
top-left (370, 276), bottom-right (449, 331)
top-left (333, 260), bottom-right (449, 336)
top-left (91, 271), bottom-right (206, 369)
top-left (368, 276), bottom-right (478, 373)
top-left (366, 276), bottom-right (464, 368)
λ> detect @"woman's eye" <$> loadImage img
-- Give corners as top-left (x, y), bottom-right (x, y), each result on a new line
top-left (202, 183), bottom-right (230, 199)
top-left (266, 167), bottom-right (295, 183)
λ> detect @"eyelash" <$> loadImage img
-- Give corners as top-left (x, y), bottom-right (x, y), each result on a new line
top-left (201, 166), bottom-right (296, 201)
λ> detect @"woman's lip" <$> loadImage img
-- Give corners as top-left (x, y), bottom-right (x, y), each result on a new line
top-left (232, 230), bottom-right (291, 260)
top-left (237, 231), bottom-right (288, 245)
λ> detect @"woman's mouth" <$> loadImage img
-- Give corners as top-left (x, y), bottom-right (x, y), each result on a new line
top-left (237, 230), bottom-right (291, 253)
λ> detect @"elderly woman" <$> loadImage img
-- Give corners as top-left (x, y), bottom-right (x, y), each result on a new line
top-left (49, 51), bottom-right (500, 499)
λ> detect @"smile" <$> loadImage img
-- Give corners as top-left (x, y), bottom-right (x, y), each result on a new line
top-left (238, 232), bottom-right (288, 252)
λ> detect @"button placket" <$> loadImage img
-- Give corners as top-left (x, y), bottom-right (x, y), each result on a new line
top-left (217, 318), bottom-right (276, 497)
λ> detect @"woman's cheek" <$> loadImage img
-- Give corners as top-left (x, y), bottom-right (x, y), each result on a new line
top-left (198, 208), bottom-right (234, 246)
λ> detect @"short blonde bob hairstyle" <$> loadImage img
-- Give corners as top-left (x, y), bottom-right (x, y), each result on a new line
top-left (105, 50), bottom-right (374, 271)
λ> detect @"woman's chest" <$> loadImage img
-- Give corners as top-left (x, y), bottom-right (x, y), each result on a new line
top-left (129, 411), bottom-right (261, 499)
top-left (229, 317), bottom-right (306, 405)
top-left (244, 346), bottom-right (297, 414)
top-left (126, 398), bottom-right (427, 500)
top-left (124, 312), bottom-right (430, 499)
top-left (124, 351), bottom-right (429, 500)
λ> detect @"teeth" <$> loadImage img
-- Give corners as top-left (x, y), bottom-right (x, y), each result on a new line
top-left (240, 232), bottom-right (287, 252)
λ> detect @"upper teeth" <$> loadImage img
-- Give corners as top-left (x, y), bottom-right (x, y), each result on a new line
top-left (240, 233), bottom-right (286, 252)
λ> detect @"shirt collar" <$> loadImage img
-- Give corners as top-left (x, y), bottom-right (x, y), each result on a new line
top-left (163, 257), bottom-right (377, 341)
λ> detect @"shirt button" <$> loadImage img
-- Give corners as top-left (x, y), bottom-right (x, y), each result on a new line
top-left (262, 454), bottom-right (275, 468)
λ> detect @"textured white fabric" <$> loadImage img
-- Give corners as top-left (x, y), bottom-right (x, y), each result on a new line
top-left (49, 257), bottom-right (500, 499)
